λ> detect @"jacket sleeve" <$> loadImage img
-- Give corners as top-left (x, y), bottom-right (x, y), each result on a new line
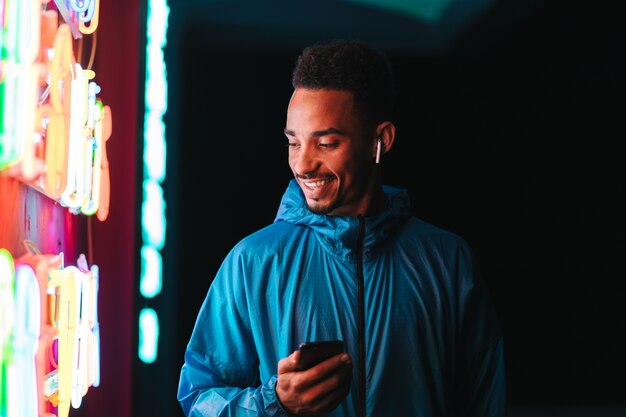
top-left (177, 248), bottom-right (290, 417)
top-left (455, 241), bottom-right (507, 417)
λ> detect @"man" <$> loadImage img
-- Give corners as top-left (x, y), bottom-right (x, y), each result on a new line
top-left (178, 40), bottom-right (506, 417)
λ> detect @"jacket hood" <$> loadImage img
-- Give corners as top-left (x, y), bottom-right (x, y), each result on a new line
top-left (275, 179), bottom-right (412, 262)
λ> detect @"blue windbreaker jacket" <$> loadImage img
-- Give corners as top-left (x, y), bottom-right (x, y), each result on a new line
top-left (178, 180), bottom-right (506, 417)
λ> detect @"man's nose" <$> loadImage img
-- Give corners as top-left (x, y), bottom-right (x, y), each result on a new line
top-left (292, 144), bottom-right (319, 175)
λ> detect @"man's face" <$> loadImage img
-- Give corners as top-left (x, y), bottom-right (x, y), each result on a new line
top-left (285, 88), bottom-right (376, 216)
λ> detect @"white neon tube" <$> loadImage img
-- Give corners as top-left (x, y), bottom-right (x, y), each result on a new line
top-left (9, 264), bottom-right (40, 417)
top-left (61, 63), bottom-right (87, 208)
top-left (89, 265), bottom-right (100, 387)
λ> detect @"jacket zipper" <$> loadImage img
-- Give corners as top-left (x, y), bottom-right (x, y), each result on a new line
top-left (356, 216), bottom-right (366, 417)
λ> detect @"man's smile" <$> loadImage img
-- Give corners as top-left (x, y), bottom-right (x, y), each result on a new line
top-left (301, 178), bottom-right (334, 190)
top-left (296, 175), bottom-right (337, 204)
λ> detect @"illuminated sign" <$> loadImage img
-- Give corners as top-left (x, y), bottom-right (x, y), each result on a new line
top-left (0, 4), bottom-right (112, 221)
top-left (1, 246), bottom-right (100, 417)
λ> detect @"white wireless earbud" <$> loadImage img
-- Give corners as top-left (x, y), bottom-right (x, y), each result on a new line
top-left (375, 139), bottom-right (382, 164)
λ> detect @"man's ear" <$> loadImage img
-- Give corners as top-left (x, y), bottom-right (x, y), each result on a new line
top-left (374, 121), bottom-right (396, 158)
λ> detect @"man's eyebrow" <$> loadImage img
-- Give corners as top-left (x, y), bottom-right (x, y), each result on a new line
top-left (283, 127), bottom-right (347, 137)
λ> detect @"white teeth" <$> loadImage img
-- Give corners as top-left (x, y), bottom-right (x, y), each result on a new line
top-left (303, 179), bottom-right (330, 189)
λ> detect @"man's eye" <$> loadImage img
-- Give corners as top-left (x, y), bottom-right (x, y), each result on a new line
top-left (287, 142), bottom-right (299, 148)
top-left (319, 143), bottom-right (338, 149)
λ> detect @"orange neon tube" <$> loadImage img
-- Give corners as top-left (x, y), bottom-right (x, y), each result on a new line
top-left (96, 104), bottom-right (112, 222)
top-left (44, 24), bottom-right (74, 199)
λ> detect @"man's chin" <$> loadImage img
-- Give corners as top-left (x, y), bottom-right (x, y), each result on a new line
top-left (305, 198), bottom-right (334, 215)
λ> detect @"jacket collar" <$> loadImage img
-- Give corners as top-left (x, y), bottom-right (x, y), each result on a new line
top-left (275, 179), bottom-right (411, 262)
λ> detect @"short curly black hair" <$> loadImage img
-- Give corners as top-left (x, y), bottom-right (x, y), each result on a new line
top-left (292, 39), bottom-right (395, 132)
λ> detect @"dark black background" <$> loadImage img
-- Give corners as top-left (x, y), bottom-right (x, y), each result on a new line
top-left (158, 0), bottom-right (625, 412)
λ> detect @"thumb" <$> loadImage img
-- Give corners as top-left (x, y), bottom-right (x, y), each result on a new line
top-left (278, 350), bottom-right (301, 375)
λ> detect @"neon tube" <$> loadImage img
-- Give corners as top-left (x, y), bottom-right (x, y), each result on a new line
top-left (68, 0), bottom-right (90, 14)
top-left (140, 245), bottom-right (161, 298)
top-left (88, 265), bottom-right (100, 387)
top-left (82, 136), bottom-right (95, 210)
top-left (75, 257), bottom-right (100, 391)
top-left (0, 0), bottom-right (21, 169)
top-left (22, 10), bottom-right (60, 186)
top-left (78, 72), bottom-right (97, 212)
top-left (79, 73), bottom-right (97, 213)
top-left (85, 81), bottom-right (100, 131)
top-left (17, 0), bottom-right (43, 181)
top-left (77, 0), bottom-right (95, 23)
top-left (74, 254), bottom-right (98, 396)
top-left (95, 104), bottom-right (111, 221)
top-left (140, 0), bottom-right (169, 364)
top-left (47, 268), bottom-right (78, 417)
top-left (142, 179), bottom-right (166, 250)
top-left (138, 308), bottom-right (159, 364)
top-left (81, 93), bottom-right (102, 216)
top-left (0, 249), bottom-right (15, 417)
top-left (0, 0), bottom-right (41, 173)
top-left (10, 264), bottom-right (40, 417)
top-left (78, 0), bottom-right (99, 35)
top-left (0, 0), bottom-right (5, 72)
top-left (69, 266), bottom-right (88, 408)
top-left (61, 63), bottom-right (87, 208)
top-left (16, 248), bottom-right (63, 417)
top-left (44, 24), bottom-right (73, 199)
top-left (20, 58), bottom-right (47, 181)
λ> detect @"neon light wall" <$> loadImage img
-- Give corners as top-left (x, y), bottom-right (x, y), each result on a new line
top-left (0, 0), bottom-right (141, 416)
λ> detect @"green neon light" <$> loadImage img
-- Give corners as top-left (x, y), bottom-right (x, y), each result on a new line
top-left (140, 245), bottom-right (162, 298)
top-left (138, 308), bottom-right (159, 364)
top-left (141, 179), bottom-right (166, 250)
top-left (139, 0), bottom-right (169, 364)
top-left (1, 0), bottom-right (21, 169)
top-left (1, 0), bottom-right (39, 169)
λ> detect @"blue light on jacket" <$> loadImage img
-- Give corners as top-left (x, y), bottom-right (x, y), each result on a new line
top-left (178, 180), bottom-right (506, 416)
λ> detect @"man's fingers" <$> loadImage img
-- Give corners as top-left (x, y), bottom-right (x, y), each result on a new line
top-left (278, 350), bottom-right (301, 375)
top-left (276, 352), bottom-right (353, 415)
top-left (305, 378), bottom-right (351, 414)
top-left (301, 353), bottom-right (352, 386)
top-left (295, 364), bottom-right (353, 414)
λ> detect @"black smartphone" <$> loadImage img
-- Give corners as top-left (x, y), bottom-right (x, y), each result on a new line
top-left (297, 340), bottom-right (345, 371)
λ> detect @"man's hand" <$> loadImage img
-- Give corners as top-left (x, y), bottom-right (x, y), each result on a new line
top-left (276, 349), bottom-right (353, 416)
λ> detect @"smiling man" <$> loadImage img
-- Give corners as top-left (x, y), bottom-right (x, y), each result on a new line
top-left (178, 40), bottom-right (507, 417)
top-left (285, 88), bottom-right (393, 217)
